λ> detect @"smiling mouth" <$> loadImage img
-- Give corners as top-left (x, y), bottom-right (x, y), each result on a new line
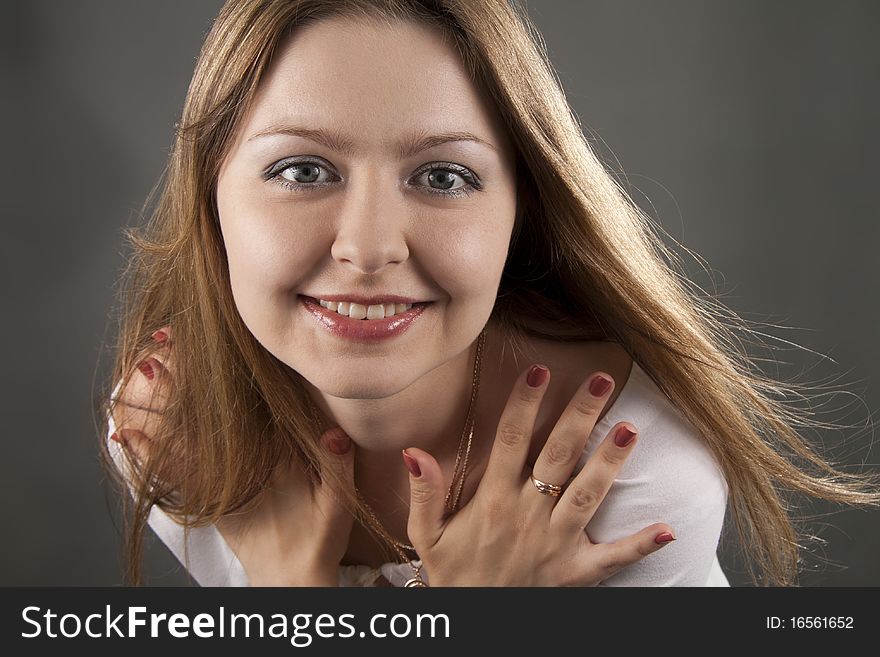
top-left (300, 296), bottom-right (431, 320)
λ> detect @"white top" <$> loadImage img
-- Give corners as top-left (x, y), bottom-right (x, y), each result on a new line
top-left (108, 360), bottom-right (729, 587)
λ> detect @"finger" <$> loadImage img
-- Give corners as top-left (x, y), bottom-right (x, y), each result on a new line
top-left (402, 447), bottom-right (447, 550)
top-left (580, 524), bottom-right (676, 583)
top-left (531, 371), bottom-right (615, 497)
top-left (551, 422), bottom-right (638, 531)
top-left (314, 428), bottom-right (356, 522)
top-left (145, 326), bottom-right (174, 381)
top-left (109, 351), bottom-right (174, 464)
top-left (134, 354), bottom-right (174, 390)
top-left (111, 428), bottom-right (153, 465)
top-left (113, 354), bottom-right (171, 410)
top-left (151, 325), bottom-right (172, 345)
top-left (147, 325), bottom-right (176, 383)
top-left (115, 357), bottom-right (173, 423)
top-left (480, 364), bottom-right (550, 494)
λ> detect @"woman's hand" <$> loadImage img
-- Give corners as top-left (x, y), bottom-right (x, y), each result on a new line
top-left (402, 364), bottom-right (675, 586)
top-left (213, 430), bottom-right (356, 586)
top-left (110, 326), bottom-right (357, 586)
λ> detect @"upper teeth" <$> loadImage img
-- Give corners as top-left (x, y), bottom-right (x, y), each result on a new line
top-left (318, 299), bottom-right (414, 319)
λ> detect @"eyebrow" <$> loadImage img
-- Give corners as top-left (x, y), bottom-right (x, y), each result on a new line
top-left (247, 125), bottom-right (496, 158)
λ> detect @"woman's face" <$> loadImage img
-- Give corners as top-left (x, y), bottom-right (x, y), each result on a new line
top-left (217, 16), bottom-right (517, 399)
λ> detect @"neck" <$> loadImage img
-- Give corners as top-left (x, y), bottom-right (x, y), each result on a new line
top-left (305, 324), bottom-right (494, 488)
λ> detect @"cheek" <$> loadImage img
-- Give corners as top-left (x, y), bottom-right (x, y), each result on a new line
top-left (216, 183), bottom-right (322, 321)
top-left (423, 209), bottom-right (514, 298)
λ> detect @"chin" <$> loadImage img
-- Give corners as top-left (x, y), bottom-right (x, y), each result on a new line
top-left (306, 369), bottom-right (414, 401)
top-left (320, 381), bottom-right (404, 401)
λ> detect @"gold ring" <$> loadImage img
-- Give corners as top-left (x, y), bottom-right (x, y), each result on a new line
top-left (529, 474), bottom-right (564, 497)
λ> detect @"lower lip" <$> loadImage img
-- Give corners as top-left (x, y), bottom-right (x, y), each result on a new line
top-left (300, 296), bottom-right (431, 343)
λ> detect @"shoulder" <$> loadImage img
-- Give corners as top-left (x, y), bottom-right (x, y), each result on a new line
top-left (575, 360), bottom-right (729, 585)
top-left (493, 333), bottom-right (636, 435)
top-left (581, 360), bottom-right (728, 499)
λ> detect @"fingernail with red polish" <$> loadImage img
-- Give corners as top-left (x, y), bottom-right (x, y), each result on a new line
top-left (151, 330), bottom-right (168, 344)
top-left (526, 365), bottom-right (549, 388)
top-left (589, 374), bottom-right (612, 397)
top-left (110, 431), bottom-right (129, 446)
top-left (655, 532), bottom-right (676, 545)
top-left (614, 426), bottom-right (637, 447)
top-left (402, 450), bottom-right (421, 477)
top-left (137, 360), bottom-right (155, 380)
top-left (326, 431), bottom-right (351, 455)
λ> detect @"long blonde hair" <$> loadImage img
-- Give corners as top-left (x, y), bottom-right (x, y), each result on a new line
top-left (100, 0), bottom-right (880, 585)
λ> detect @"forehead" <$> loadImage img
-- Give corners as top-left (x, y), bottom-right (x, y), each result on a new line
top-left (238, 15), bottom-right (513, 160)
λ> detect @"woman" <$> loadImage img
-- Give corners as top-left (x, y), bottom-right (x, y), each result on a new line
top-left (103, 0), bottom-right (879, 587)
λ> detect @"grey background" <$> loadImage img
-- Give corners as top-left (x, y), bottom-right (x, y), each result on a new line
top-left (2, 1), bottom-right (877, 586)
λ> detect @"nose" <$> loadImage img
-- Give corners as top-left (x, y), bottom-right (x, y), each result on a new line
top-left (330, 172), bottom-right (410, 275)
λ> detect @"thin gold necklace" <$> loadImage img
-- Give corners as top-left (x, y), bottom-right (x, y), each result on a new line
top-left (305, 327), bottom-right (486, 587)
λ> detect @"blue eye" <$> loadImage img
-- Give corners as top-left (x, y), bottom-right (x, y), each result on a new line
top-left (265, 158), bottom-right (482, 198)
top-left (410, 162), bottom-right (482, 199)
top-left (268, 159), bottom-right (337, 188)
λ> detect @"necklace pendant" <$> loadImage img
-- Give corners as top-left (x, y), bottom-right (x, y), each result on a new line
top-left (403, 575), bottom-right (428, 587)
